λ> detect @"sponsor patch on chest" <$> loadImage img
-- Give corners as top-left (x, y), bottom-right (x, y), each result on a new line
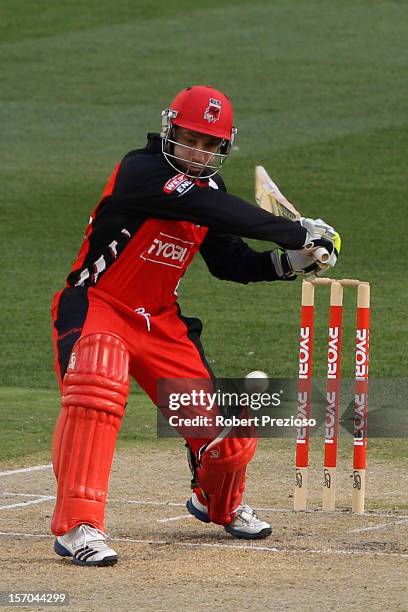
top-left (163, 173), bottom-right (193, 195)
top-left (140, 232), bottom-right (194, 268)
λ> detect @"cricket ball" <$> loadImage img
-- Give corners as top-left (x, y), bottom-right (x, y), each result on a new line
top-left (244, 370), bottom-right (269, 393)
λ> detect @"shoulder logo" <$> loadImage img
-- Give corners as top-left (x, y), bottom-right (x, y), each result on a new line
top-left (163, 173), bottom-right (192, 194)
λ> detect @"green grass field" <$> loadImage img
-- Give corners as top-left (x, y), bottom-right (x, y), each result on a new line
top-left (0, 1), bottom-right (407, 461)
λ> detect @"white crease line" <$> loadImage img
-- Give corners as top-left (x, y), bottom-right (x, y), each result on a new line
top-left (123, 499), bottom-right (185, 507)
top-left (0, 532), bottom-right (51, 539)
top-left (1, 463), bottom-right (406, 521)
top-left (157, 514), bottom-right (194, 523)
top-left (105, 500), bottom-right (408, 519)
top-left (349, 518), bottom-right (408, 534)
top-left (159, 542), bottom-right (408, 559)
top-left (122, 499), bottom-right (288, 512)
top-left (0, 531), bottom-right (407, 559)
top-left (2, 492), bottom-right (408, 520)
top-left (1, 492), bottom-right (55, 499)
top-left (0, 496), bottom-right (54, 510)
top-left (0, 464), bottom-right (52, 477)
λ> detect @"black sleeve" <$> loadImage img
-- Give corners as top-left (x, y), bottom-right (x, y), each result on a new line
top-left (112, 155), bottom-right (307, 250)
top-left (200, 230), bottom-right (282, 284)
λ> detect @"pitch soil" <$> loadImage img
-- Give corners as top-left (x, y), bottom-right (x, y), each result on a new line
top-left (0, 442), bottom-right (407, 611)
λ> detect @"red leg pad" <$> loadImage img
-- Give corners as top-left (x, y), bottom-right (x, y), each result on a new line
top-left (194, 437), bottom-right (257, 525)
top-left (51, 333), bottom-right (129, 535)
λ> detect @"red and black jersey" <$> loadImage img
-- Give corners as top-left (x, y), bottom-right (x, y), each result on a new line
top-left (65, 133), bottom-right (306, 313)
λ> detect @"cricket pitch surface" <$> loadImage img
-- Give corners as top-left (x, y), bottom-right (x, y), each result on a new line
top-left (0, 441), bottom-right (407, 611)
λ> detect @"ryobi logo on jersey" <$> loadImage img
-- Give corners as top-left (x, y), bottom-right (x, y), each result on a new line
top-left (140, 232), bottom-right (194, 269)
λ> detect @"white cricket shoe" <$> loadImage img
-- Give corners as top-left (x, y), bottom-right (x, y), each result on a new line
top-left (54, 524), bottom-right (118, 566)
top-left (186, 491), bottom-right (211, 523)
top-left (187, 492), bottom-right (272, 540)
top-left (224, 504), bottom-right (272, 540)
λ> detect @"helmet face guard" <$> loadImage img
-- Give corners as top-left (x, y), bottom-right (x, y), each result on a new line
top-left (160, 86), bottom-right (237, 179)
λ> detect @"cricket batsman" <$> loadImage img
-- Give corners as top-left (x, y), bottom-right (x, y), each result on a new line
top-left (50, 85), bottom-right (340, 566)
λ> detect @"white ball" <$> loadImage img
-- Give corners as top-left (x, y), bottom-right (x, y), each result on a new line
top-left (244, 371), bottom-right (269, 393)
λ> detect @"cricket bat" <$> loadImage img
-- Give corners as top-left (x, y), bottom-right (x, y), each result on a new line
top-left (255, 165), bottom-right (330, 264)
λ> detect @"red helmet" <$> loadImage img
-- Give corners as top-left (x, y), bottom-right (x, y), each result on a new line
top-left (168, 85), bottom-right (235, 141)
top-left (161, 85), bottom-right (237, 178)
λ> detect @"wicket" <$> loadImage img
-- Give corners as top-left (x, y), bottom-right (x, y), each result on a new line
top-left (294, 278), bottom-right (370, 514)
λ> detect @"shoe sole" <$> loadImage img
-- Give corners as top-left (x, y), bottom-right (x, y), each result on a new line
top-left (54, 539), bottom-right (72, 557)
top-left (224, 526), bottom-right (272, 540)
top-left (186, 500), bottom-right (272, 540)
top-left (54, 539), bottom-right (118, 567)
top-left (73, 555), bottom-right (118, 567)
top-left (186, 499), bottom-right (211, 523)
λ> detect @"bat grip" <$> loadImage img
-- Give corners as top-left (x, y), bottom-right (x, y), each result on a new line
top-left (304, 243), bottom-right (330, 264)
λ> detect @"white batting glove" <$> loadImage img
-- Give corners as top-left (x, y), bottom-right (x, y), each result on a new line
top-left (286, 250), bottom-right (333, 279)
top-left (298, 217), bottom-right (341, 266)
top-left (271, 248), bottom-right (337, 280)
top-left (300, 217), bottom-right (337, 241)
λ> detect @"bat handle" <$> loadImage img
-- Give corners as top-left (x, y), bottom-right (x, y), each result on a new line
top-left (303, 243), bottom-right (331, 264)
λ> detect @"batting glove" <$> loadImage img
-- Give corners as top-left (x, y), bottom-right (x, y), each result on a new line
top-left (299, 217), bottom-right (341, 267)
top-left (271, 247), bottom-right (338, 280)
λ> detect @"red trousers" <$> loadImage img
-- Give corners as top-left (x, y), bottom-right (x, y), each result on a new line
top-left (51, 287), bottom-right (255, 533)
top-left (53, 287), bottom-right (213, 402)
